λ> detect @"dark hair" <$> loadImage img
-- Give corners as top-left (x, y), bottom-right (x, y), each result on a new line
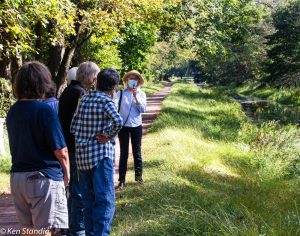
top-left (14, 61), bottom-right (52, 99)
top-left (45, 81), bottom-right (57, 98)
top-left (96, 68), bottom-right (120, 91)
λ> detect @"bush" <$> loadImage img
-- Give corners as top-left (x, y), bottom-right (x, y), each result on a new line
top-left (240, 121), bottom-right (300, 180)
top-left (0, 78), bottom-right (15, 117)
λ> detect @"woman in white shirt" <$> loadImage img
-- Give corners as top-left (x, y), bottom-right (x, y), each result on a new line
top-left (117, 70), bottom-right (147, 189)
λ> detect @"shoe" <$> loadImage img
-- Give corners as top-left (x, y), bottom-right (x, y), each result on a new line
top-left (117, 182), bottom-right (125, 190)
top-left (136, 179), bottom-right (144, 185)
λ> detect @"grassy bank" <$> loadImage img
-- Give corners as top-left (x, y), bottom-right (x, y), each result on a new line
top-left (228, 84), bottom-right (300, 125)
top-left (233, 84), bottom-right (300, 107)
top-left (142, 81), bottom-right (164, 96)
top-left (112, 83), bottom-right (300, 235)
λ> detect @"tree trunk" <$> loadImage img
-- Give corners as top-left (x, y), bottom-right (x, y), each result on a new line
top-left (0, 56), bottom-right (12, 80)
top-left (54, 12), bottom-right (84, 91)
top-left (11, 54), bottom-right (22, 85)
top-left (48, 44), bottom-right (65, 79)
top-left (35, 21), bottom-right (43, 61)
top-left (54, 46), bottom-right (76, 89)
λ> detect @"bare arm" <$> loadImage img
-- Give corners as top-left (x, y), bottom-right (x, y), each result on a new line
top-left (54, 147), bottom-right (70, 187)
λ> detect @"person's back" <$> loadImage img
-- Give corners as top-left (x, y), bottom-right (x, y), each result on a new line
top-left (59, 80), bottom-right (85, 153)
top-left (7, 100), bottom-right (64, 179)
top-left (70, 68), bottom-right (123, 236)
top-left (71, 90), bottom-right (121, 169)
top-left (6, 61), bottom-right (69, 233)
top-left (58, 66), bottom-right (90, 236)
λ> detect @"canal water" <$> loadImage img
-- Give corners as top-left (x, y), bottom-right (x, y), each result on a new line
top-left (232, 95), bottom-right (300, 125)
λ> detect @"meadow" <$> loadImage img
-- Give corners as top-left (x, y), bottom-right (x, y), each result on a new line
top-left (112, 83), bottom-right (300, 235)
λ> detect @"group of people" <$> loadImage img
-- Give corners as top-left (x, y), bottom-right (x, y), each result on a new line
top-left (6, 60), bottom-right (147, 236)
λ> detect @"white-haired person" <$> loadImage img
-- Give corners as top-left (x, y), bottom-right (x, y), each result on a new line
top-left (66, 67), bottom-right (78, 85)
top-left (59, 62), bottom-right (99, 236)
top-left (71, 68), bottom-right (123, 235)
top-left (116, 70), bottom-right (147, 189)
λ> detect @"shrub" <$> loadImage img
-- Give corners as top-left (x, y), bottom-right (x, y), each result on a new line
top-left (240, 121), bottom-right (300, 180)
top-left (0, 78), bottom-right (15, 117)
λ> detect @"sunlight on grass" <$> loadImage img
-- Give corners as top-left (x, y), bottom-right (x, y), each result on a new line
top-left (0, 126), bottom-right (11, 194)
top-left (112, 83), bottom-right (300, 235)
top-left (142, 81), bottom-right (163, 96)
top-left (0, 172), bottom-right (10, 194)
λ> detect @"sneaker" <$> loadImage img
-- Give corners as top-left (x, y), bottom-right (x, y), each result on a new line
top-left (136, 179), bottom-right (144, 185)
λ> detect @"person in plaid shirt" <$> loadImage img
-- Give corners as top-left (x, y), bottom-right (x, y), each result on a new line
top-left (70, 68), bottom-right (123, 236)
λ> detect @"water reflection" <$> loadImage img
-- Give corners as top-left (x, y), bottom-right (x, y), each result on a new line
top-left (234, 97), bottom-right (300, 125)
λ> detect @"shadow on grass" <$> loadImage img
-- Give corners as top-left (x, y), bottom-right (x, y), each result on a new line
top-left (125, 159), bottom-right (166, 172)
top-left (150, 90), bottom-right (244, 142)
top-left (113, 162), bottom-right (300, 235)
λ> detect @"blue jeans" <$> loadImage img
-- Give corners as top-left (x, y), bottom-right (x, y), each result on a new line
top-left (68, 153), bottom-right (85, 236)
top-left (79, 157), bottom-right (115, 236)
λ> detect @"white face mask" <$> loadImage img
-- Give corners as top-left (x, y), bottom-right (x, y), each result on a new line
top-left (128, 80), bottom-right (138, 89)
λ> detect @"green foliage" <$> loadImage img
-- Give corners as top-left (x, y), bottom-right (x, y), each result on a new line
top-left (0, 78), bottom-right (15, 117)
top-left (265, 0), bottom-right (300, 86)
top-left (118, 21), bottom-right (157, 75)
top-left (74, 35), bottom-right (123, 70)
top-left (240, 121), bottom-right (300, 180)
top-left (0, 0), bottom-right (75, 56)
top-left (147, 41), bottom-right (199, 80)
top-left (192, 0), bottom-right (265, 84)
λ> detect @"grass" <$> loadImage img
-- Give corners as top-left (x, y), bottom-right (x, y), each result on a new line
top-left (232, 83), bottom-right (300, 108)
top-left (228, 84), bottom-right (300, 125)
top-left (142, 81), bottom-right (164, 96)
top-left (111, 83), bottom-right (300, 235)
top-left (0, 125), bottom-right (11, 195)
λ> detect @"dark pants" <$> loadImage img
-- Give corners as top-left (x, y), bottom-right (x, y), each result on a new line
top-left (118, 125), bottom-right (143, 182)
top-left (79, 158), bottom-right (115, 236)
top-left (68, 153), bottom-right (85, 236)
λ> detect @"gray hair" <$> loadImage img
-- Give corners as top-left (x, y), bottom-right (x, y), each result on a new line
top-left (76, 61), bottom-right (100, 87)
top-left (66, 67), bottom-right (78, 85)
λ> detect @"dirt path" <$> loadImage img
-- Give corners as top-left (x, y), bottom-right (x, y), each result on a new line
top-left (0, 82), bottom-right (171, 232)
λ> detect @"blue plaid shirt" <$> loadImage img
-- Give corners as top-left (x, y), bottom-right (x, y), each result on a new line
top-left (70, 91), bottom-right (123, 170)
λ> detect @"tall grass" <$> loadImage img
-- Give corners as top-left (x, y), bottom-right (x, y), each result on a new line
top-left (111, 83), bottom-right (300, 235)
top-left (232, 85), bottom-right (300, 124)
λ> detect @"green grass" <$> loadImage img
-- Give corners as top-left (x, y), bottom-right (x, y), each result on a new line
top-left (229, 84), bottom-right (300, 125)
top-left (111, 83), bottom-right (300, 235)
top-left (233, 84), bottom-right (300, 107)
top-left (0, 125), bottom-right (11, 194)
top-left (142, 81), bottom-right (164, 96)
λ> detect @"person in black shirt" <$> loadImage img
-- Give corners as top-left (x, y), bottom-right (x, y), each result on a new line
top-left (59, 62), bottom-right (99, 236)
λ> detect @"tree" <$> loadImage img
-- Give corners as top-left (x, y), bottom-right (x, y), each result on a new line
top-left (0, 0), bottom-right (75, 81)
top-left (118, 21), bottom-right (157, 75)
top-left (265, 0), bottom-right (300, 86)
top-left (1, 0), bottom-right (183, 90)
